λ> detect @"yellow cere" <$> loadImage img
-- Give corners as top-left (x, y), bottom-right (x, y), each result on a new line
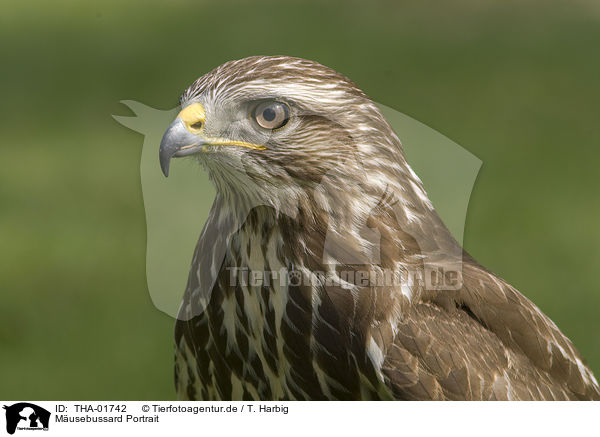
top-left (178, 103), bottom-right (206, 134)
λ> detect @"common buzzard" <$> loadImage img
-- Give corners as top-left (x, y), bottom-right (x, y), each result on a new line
top-left (159, 56), bottom-right (599, 400)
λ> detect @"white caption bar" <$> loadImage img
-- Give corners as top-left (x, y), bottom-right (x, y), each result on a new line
top-left (0, 401), bottom-right (596, 437)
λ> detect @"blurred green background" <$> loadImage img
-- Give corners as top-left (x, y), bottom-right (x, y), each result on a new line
top-left (1, 0), bottom-right (599, 399)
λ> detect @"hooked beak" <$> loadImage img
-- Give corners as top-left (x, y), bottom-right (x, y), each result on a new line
top-left (159, 102), bottom-right (266, 177)
top-left (159, 118), bottom-right (204, 177)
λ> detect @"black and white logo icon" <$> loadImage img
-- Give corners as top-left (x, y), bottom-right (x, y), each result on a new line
top-left (3, 403), bottom-right (50, 435)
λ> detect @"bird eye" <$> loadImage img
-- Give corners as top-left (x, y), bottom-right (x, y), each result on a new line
top-left (253, 101), bottom-right (290, 130)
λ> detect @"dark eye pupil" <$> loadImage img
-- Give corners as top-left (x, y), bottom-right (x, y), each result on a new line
top-left (263, 107), bottom-right (276, 121)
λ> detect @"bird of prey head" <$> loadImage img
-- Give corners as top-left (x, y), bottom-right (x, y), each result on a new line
top-left (159, 56), bottom-right (434, 229)
top-left (162, 56), bottom-right (600, 401)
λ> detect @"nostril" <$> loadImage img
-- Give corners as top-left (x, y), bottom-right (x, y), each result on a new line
top-left (190, 121), bottom-right (204, 130)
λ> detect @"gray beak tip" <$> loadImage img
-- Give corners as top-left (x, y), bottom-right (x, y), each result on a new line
top-left (159, 119), bottom-right (185, 178)
top-left (159, 154), bottom-right (170, 178)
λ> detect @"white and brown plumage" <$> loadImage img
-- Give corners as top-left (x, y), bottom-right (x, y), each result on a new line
top-left (159, 55), bottom-right (599, 400)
